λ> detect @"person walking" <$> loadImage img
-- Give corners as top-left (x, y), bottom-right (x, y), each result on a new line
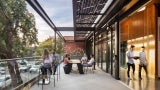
top-left (126, 45), bottom-right (137, 80)
top-left (138, 46), bottom-right (148, 80)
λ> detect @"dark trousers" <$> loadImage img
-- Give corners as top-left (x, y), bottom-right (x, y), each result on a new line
top-left (139, 64), bottom-right (148, 78)
top-left (77, 63), bottom-right (84, 74)
top-left (41, 66), bottom-right (52, 75)
top-left (127, 63), bottom-right (135, 78)
top-left (53, 64), bottom-right (58, 74)
top-left (64, 63), bottom-right (72, 74)
top-left (66, 63), bottom-right (72, 68)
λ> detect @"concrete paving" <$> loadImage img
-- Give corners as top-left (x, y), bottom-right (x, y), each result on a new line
top-left (30, 64), bottom-right (131, 90)
top-left (120, 68), bottom-right (160, 90)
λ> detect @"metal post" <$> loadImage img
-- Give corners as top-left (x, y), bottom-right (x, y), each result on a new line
top-left (115, 21), bottom-right (120, 80)
top-left (54, 32), bottom-right (56, 49)
top-left (93, 30), bottom-right (96, 70)
top-left (110, 27), bottom-right (113, 75)
top-left (57, 65), bottom-right (58, 81)
top-left (59, 61), bottom-right (60, 79)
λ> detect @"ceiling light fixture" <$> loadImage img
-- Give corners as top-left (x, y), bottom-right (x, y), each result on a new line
top-left (137, 6), bottom-right (146, 12)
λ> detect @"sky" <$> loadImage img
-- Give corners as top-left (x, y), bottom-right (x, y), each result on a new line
top-left (26, 0), bottom-right (74, 42)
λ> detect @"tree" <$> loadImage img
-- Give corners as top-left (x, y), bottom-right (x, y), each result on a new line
top-left (35, 37), bottom-right (53, 56)
top-left (0, 0), bottom-right (38, 87)
top-left (55, 37), bottom-right (64, 54)
top-left (35, 37), bottom-right (64, 56)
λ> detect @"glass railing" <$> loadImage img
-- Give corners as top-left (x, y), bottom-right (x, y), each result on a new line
top-left (0, 56), bottom-right (42, 90)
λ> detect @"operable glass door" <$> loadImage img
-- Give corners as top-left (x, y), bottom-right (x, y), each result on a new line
top-left (106, 30), bottom-right (111, 73)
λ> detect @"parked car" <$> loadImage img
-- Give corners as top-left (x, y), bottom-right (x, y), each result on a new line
top-left (0, 67), bottom-right (5, 75)
top-left (17, 59), bottom-right (28, 65)
top-left (29, 65), bottom-right (41, 73)
top-left (19, 65), bottom-right (30, 72)
top-left (0, 67), bottom-right (5, 71)
top-left (0, 75), bottom-right (11, 89)
top-left (35, 61), bottom-right (41, 65)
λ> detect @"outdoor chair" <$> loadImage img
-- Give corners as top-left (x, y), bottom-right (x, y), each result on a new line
top-left (83, 62), bottom-right (94, 74)
top-left (38, 65), bottom-right (56, 89)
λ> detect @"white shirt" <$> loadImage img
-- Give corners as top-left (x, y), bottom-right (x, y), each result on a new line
top-left (139, 51), bottom-right (147, 65)
top-left (88, 58), bottom-right (94, 65)
top-left (44, 56), bottom-right (51, 64)
top-left (52, 53), bottom-right (59, 62)
top-left (126, 50), bottom-right (134, 64)
top-left (81, 56), bottom-right (87, 61)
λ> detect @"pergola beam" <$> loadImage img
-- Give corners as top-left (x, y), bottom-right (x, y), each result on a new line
top-left (26, 0), bottom-right (66, 42)
top-left (76, 23), bottom-right (97, 24)
top-left (76, 27), bottom-right (95, 31)
top-left (56, 27), bottom-right (74, 31)
top-left (77, 13), bottom-right (103, 15)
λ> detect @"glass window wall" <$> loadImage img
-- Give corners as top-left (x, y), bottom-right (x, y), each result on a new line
top-left (94, 25), bottom-right (116, 74)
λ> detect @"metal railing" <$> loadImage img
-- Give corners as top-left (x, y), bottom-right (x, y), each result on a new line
top-left (0, 54), bottom-right (63, 90)
top-left (0, 56), bottom-right (42, 90)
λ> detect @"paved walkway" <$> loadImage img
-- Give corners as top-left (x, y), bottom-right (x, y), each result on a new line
top-left (30, 64), bottom-right (131, 90)
top-left (120, 68), bottom-right (160, 90)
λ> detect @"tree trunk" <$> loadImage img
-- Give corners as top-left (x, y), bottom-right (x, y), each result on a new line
top-left (7, 60), bottom-right (23, 87)
top-left (15, 61), bottom-right (23, 84)
top-left (7, 61), bottom-right (18, 87)
top-left (5, 23), bottom-right (23, 87)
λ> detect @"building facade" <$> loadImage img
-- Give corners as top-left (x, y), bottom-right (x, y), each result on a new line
top-left (86, 0), bottom-right (160, 79)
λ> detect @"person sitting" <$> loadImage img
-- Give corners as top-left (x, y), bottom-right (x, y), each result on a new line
top-left (41, 48), bottom-right (52, 83)
top-left (63, 54), bottom-right (72, 74)
top-left (81, 53), bottom-right (88, 64)
top-left (64, 54), bottom-right (70, 66)
top-left (82, 54), bottom-right (94, 67)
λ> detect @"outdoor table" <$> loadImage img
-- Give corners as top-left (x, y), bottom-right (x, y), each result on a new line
top-left (69, 59), bottom-right (84, 74)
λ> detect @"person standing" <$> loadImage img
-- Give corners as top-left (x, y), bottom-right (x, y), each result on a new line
top-left (126, 45), bottom-right (136, 80)
top-left (52, 49), bottom-right (59, 75)
top-left (138, 46), bottom-right (148, 80)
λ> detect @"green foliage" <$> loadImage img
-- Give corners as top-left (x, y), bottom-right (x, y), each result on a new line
top-left (0, 0), bottom-right (38, 86)
top-left (0, 0), bottom-right (38, 58)
top-left (35, 37), bottom-right (53, 56)
top-left (55, 37), bottom-right (64, 54)
top-left (35, 37), bottom-right (64, 56)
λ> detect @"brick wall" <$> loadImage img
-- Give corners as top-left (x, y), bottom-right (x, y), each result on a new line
top-left (64, 42), bottom-right (85, 56)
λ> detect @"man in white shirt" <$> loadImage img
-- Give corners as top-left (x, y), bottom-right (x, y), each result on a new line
top-left (81, 53), bottom-right (88, 64)
top-left (138, 46), bottom-right (148, 80)
top-left (82, 54), bottom-right (94, 67)
top-left (126, 45), bottom-right (136, 80)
